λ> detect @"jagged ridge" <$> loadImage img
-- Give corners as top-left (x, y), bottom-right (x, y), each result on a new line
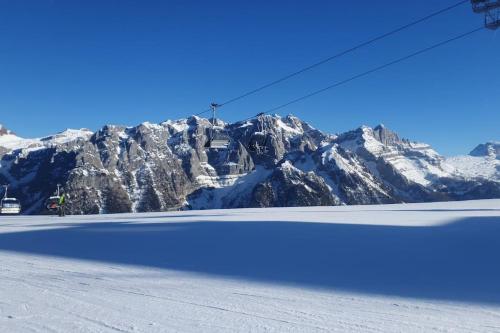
top-left (0, 115), bottom-right (498, 214)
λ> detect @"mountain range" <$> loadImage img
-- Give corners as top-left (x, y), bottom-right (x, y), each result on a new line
top-left (0, 116), bottom-right (498, 214)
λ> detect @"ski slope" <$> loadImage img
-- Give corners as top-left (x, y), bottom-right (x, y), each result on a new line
top-left (1, 200), bottom-right (500, 332)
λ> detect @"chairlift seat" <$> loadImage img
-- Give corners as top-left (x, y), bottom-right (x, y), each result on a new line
top-left (45, 196), bottom-right (61, 211)
top-left (248, 131), bottom-right (270, 154)
top-left (206, 138), bottom-right (230, 149)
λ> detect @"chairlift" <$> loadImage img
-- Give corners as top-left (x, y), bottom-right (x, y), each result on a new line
top-left (45, 196), bottom-right (60, 212)
top-left (44, 184), bottom-right (62, 213)
top-left (247, 113), bottom-right (270, 155)
top-left (1, 198), bottom-right (21, 215)
top-left (204, 103), bottom-right (231, 150)
top-left (0, 185), bottom-right (21, 215)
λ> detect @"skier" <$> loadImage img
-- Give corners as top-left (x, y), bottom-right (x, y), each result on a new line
top-left (58, 191), bottom-right (66, 217)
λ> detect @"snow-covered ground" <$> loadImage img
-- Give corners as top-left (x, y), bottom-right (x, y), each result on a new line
top-left (1, 200), bottom-right (500, 332)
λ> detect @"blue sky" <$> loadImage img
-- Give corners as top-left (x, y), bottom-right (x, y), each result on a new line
top-left (0, 0), bottom-right (498, 156)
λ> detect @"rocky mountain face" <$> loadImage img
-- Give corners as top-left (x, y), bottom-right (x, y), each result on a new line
top-left (0, 116), bottom-right (499, 214)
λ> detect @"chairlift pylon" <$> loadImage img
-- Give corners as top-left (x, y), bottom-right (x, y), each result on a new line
top-left (471, 0), bottom-right (500, 13)
top-left (471, 0), bottom-right (500, 29)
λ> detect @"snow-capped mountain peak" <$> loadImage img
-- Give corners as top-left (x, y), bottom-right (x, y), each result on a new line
top-left (470, 142), bottom-right (500, 160)
top-left (0, 127), bottom-right (94, 153)
top-left (333, 125), bottom-right (455, 187)
top-left (0, 124), bottom-right (13, 136)
top-left (40, 128), bottom-right (94, 144)
top-left (446, 142), bottom-right (500, 181)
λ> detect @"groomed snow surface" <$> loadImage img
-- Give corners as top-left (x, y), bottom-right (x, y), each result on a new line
top-left (1, 200), bottom-right (500, 332)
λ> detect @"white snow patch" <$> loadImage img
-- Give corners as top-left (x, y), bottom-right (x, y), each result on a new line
top-left (0, 129), bottom-right (93, 152)
top-left (447, 155), bottom-right (500, 181)
top-left (0, 134), bottom-right (39, 150)
top-left (167, 120), bottom-right (190, 133)
top-left (237, 121), bottom-right (253, 128)
top-left (41, 128), bottom-right (93, 145)
top-left (276, 118), bottom-right (303, 135)
top-left (140, 121), bottom-right (163, 131)
top-left (195, 174), bottom-right (246, 188)
top-left (190, 167), bottom-right (272, 209)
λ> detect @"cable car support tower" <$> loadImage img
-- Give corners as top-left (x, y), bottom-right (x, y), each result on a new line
top-left (471, 0), bottom-right (500, 29)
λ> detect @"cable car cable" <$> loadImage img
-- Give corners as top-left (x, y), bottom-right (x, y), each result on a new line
top-left (215, 0), bottom-right (470, 109)
top-left (239, 26), bottom-right (483, 122)
top-left (187, 0), bottom-right (475, 151)
top-left (188, 0), bottom-right (469, 119)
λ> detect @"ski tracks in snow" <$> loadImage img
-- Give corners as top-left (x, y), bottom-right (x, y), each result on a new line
top-left (1, 254), bottom-right (500, 332)
top-left (1, 201), bottom-right (500, 332)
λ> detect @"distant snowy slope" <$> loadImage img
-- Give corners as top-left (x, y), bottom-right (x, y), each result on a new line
top-left (447, 156), bottom-right (499, 181)
top-left (447, 142), bottom-right (500, 182)
top-left (39, 128), bottom-right (94, 145)
top-left (0, 134), bottom-right (37, 151)
top-left (336, 125), bottom-right (454, 186)
top-left (0, 128), bottom-right (93, 152)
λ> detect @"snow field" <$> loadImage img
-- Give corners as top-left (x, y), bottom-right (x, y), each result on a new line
top-left (0, 199), bottom-right (500, 332)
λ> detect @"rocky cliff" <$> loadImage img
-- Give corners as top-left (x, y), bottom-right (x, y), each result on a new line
top-left (0, 116), bottom-right (498, 214)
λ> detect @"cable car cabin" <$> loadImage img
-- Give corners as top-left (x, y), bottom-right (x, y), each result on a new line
top-left (204, 102), bottom-right (231, 150)
top-left (45, 196), bottom-right (60, 213)
top-left (0, 197), bottom-right (21, 215)
top-left (204, 130), bottom-right (231, 150)
top-left (247, 131), bottom-right (269, 155)
top-left (205, 138), bottom-right (230, 149)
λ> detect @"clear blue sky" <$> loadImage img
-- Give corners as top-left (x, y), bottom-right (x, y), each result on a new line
top-left (0, 0), bottom-right (498, 156)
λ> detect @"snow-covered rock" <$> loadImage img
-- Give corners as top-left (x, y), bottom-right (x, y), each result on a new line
top-left (335, 125), bottom-right (454, 187)
top-left (446, 142), bottom-right (500, 182)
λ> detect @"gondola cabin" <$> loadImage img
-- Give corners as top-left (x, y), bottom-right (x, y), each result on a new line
top-left (204, 102), bottom-right (231, 150)
top-left (0, 197), bottom-right (21, 215)
top-left (205, 136), bottom-right (231, 149)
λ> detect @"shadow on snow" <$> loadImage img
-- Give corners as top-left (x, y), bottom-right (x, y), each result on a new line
top-left (0, 215), bottom-right (499, 304)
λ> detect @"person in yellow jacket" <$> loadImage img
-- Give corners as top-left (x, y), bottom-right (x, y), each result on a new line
top-left (58, 192), bottom-right (66, 217)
